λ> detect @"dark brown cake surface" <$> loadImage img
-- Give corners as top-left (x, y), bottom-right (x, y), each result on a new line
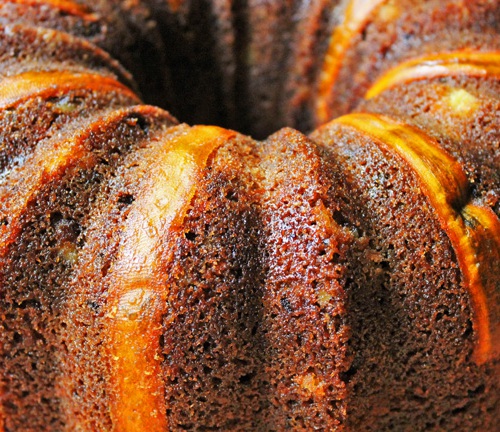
top-left (0, 1), bottom-right (499, 431)
top-left (311, 114), bottom-right (499, 430)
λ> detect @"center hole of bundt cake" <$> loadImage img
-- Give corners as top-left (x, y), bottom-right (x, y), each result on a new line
top-left (133, 1), bottom-right (302, 140)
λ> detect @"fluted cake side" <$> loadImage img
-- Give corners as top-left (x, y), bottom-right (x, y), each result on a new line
top-left (0, 0), bottom-right (498, 430)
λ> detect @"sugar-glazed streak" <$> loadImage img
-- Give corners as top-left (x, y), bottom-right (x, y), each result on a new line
top-left (104, 126), bottom-right (236, 431)
top-left (0, 71), bottom-right (139, 109)
top-left (0, 108), bottom-right (144, 255)
top-left (335, 112), bottom-right (500, 365)
top-left (4, 0), bottom-right (97, 20)
top-left (316, 0), bottom-right (389, 124)
top-left (365, 51), bottom-right (500, 99)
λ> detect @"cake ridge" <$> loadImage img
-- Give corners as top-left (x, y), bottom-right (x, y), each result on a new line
top-left (105, 125), bottom-right (236, 430)
top-left (0, 103), bottom-right (178, 431)
top-left (2, 0), bottom-right (98, 21)
top-left (316, 0), bottom-right (389, 124)
top-left (334, 112), bottom-right (499, 365)
top-left (0, 23), bottom-right (136, 89)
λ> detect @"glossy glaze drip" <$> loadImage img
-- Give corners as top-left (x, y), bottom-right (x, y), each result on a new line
top-left (461, 204), bottom-right (500, 362)
top-left (316, 0), bottom-right (388, 123)
top-left (0, 71), bottom-right (138, 109)
top-left (335, 112), bottom-right (499, 364)
top-left (104, 125), bottom-right (236, 431)
top-left (4, 0), bottom-right (97, 20)
top-left (366, 51), bottom-right (500, 99)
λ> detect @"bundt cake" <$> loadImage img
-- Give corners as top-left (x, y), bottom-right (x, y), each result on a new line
top-left (0, 0), bottom-right (499, 430)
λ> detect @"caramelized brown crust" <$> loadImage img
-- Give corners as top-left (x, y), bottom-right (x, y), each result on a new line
top-left (359, 71), bottom-right (500, 217)
top-left (257, 128), bottom-right (352, 429)
top-left (0, 105), bottom-right (177, 431)
top-left (0, 0), bottom-right (499, 431)
top-left (311, 117), bottom-right (499, 430)
top-left (333, 113), bottom-right (499, 365)
top-left (159, 131), bottom-right (265, 430)
top-left (0, 24), bottom-right (136, 88)
top-left (315, 0), bottom-right (500, 124)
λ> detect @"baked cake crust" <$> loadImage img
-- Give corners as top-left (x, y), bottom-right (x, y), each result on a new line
top-left (0, 0), bottom-right (498, 430)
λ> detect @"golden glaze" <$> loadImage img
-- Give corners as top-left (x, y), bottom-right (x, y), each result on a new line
top-left (335, 112), bottom-right (500, 365)
top-left (461, 204), bottom-right (500, 362)
top-left (316, 0), bottom-right (388, 123)
top-left (104, 125), bottom-right (235, 431)
top-left (4, 0), bottom-right (97, 20)
top-left (0, 71), bottom-right (138, 109)
top-left (365, 51), bottom-right (500, 99)
top-left (166, 0), bottom-right (183, 13)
